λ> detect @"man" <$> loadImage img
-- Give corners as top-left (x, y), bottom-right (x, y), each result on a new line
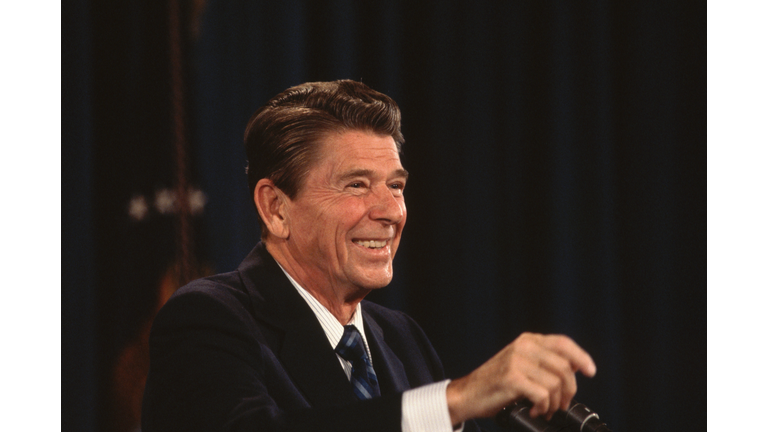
top-left (142, 80), bottom-right (596, 432)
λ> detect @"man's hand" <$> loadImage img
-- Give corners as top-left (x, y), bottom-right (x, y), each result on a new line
top-left (445, 333), bottom-right (596, 425)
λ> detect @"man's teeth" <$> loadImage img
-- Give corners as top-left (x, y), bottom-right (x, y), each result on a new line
top-left (355, 240), bottom-right (387, 249)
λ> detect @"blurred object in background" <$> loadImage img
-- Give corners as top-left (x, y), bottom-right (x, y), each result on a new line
top-left (87, 1), bottom-right (212, 431)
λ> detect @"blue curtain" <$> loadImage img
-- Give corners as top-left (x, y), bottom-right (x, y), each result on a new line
top-left (63, 1), bottom-right (705, 431)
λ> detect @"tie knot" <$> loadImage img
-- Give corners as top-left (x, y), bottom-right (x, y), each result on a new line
top-left (335, 325), bottom-right (367, 363)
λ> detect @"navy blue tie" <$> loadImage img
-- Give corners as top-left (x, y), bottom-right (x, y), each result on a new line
top-left (335, 325), bottom-right (380, 399)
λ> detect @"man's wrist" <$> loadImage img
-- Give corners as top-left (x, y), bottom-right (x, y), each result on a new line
top-left (446, 376), bottom-right (470, 426)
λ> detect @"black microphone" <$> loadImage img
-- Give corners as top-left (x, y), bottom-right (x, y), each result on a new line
top-left (496, 399), bottom-right (612, 432)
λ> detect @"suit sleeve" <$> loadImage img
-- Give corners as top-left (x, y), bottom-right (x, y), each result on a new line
top-left (141, 285), bottom-right (402, 432)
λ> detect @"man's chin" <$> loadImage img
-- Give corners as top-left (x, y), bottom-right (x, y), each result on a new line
top-left (344, 255), bottom-right (391, 278)
top-left (349, 270), bottom-right (394, 291)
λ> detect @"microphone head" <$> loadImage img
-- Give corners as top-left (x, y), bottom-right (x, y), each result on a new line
top-left (564, 402), bottom-right (612, 432)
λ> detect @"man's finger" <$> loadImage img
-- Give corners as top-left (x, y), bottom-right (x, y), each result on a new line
top-left (545, 354), bottom-right (578, 410)
top-left (541, 335), bottom-right (597, 377)
top-left (524, 366), bottom-right (562, 419)
top-left (522, 379), bottom-right (551, 419)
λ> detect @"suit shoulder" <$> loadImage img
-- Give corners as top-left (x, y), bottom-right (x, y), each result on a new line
top-left (153, 271), bottom-right (253, 332)
top-left (169, 270), bottom-right (249, 304)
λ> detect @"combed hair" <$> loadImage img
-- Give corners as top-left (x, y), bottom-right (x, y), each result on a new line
top-left (244, 80), bottom-right (404, 230)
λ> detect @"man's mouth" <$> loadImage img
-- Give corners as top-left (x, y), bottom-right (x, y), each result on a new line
top-left (353, 240), bottom-right (388, 249)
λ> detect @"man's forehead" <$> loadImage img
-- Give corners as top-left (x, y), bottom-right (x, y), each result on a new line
top-left (336, 168), bottom-right (410, 180)
top-left (316, 131), bottom-right (404, 169)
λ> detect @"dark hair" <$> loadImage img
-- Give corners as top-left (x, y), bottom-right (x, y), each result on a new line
top-left (244, 80), bottom-right (404, 231)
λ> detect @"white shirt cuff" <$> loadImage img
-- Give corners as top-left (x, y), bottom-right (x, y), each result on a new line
top-left (401, 379), bottom-right (463, 432)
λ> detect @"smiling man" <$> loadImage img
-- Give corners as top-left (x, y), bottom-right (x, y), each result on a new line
top-left (142, 80), bottom-right (596, 432)
top-left (257, 129), bottom-right (408, 323)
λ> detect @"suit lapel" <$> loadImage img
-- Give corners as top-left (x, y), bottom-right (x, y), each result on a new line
top-left (363, 307), bottom-right (411, 395)
top-left (237, 244), bottom-right (358, 407)
top-left (277, 315), bottom-right (359, 406)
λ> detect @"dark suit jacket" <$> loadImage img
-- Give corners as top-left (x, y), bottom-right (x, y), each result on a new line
top-left (142, 243), bottom-right (480, 432)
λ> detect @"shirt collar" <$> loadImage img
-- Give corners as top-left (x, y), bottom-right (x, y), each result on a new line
top-left (276, 263), bottom-right (370, 356)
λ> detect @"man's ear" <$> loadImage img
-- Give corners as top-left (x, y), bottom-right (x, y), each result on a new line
top-left (254, 178), bottom-right (290, 239)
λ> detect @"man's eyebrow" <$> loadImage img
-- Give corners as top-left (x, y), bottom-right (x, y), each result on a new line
top-left (338, 168), bottom-right (409, 180)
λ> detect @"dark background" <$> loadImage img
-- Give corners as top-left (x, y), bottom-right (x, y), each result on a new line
top-left (63, 1), bottom-right (705, 431)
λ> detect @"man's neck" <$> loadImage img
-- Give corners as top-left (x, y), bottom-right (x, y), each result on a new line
top-left (265, 241), bottom-right (367, 325)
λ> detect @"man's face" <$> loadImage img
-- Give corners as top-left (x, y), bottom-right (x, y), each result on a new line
top-left (283, 130), bottom-right (408, 294)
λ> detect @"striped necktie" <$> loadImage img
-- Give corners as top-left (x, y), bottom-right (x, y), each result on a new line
top-left (335, 325), bottom-right (380, 399)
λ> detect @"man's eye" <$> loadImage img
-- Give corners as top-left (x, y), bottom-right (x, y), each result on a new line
top-left (348, 182), bottom-right (364, 189)
top-left (390, 183), bottom-right (405, 192)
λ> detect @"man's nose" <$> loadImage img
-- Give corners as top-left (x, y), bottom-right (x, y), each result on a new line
top-left (368, 186), bottom-right (405, 224)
